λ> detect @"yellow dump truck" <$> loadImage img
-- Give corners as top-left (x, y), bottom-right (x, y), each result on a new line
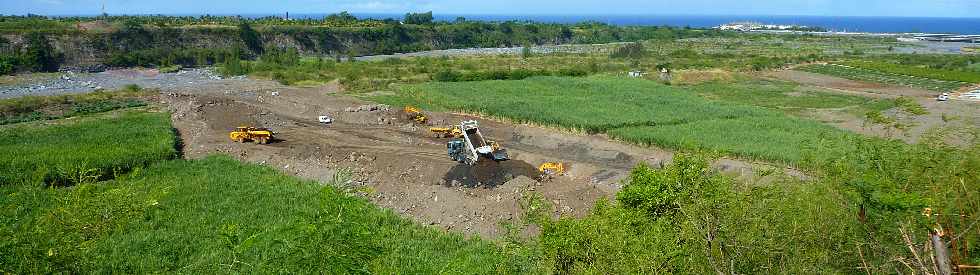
top-left (229, 126), bottom-right (273, 144)
top-left (430, 125), bottom-right (463, 138)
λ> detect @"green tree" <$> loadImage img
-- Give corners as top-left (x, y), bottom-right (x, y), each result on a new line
top-left (23, 32), bottom-right (60, 72)
top-left (403, 11), bottom-right (433, 25)
top-left (609, 42), bottom-right (646, 60)
top-left (325, 11), bottom-right (357, 23)
top-left (238, 22), bottom-right (264, 55)
top-left (0, 56), bottom-right (14, 75)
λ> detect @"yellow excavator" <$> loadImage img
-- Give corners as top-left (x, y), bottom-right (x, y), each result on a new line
top-left (539, 162), bottom-right (565, 175)
top-left (229, 126), bottom-right (273, 144)
top-left (404, 106), bottom-right (428, 124)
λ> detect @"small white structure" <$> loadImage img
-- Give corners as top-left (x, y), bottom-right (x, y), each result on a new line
top-left (627, 71), bottom-right (645, 78)
top-left (318, 116), bottom-right (333, 124)
top-left (937, 93), bottom-right (950, 101)
top-left (961, 90), bottom-right (980, 100)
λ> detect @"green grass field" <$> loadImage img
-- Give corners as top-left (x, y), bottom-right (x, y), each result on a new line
top-left (797, 64), bottom-right (968, 92)
top-left (0, 108), bottom-right (177, 186)
top-left (687, 78), bottom-right (893, 113)
top-left (608, 117), bottom-right (851, 162)
top-left (0, 108), bottom-right (527, 274)
top-left (378, 76), bottom-right (863, 164)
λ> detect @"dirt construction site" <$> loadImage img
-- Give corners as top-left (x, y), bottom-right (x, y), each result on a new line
top-left (148, 72), bottom-right (801, 238)
top-left (14, 67), bottom-right (972, 239)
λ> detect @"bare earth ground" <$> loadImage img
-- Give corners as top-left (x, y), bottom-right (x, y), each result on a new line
top-left (767, 70), bottom-right (979, 144)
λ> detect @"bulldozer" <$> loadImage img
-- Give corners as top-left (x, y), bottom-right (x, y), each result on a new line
top-left (229, 126), bottom-right (273, 144)
top-left (404, 106), bottom-right (428, 124)
top-left (429, 125), bottom-right (463, 138)
top-left (446, 120), bottom-right (508, 165)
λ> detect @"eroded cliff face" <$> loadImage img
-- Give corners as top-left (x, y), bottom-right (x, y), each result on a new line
top-left (0, 26), bottom-right (453, 68)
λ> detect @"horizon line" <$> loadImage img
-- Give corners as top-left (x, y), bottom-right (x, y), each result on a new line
top-left (5, 12), bottom-right (980, 20)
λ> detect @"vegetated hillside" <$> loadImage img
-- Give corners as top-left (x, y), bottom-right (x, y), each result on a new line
top-left (379, 76), bottom-right (865, 164)
top-left (0, 13), bottom-right (731, 71)
top-left (0, 108), bottom-right (528, 274)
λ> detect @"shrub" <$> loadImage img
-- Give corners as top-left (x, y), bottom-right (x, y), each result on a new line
top-left (0, 56), bottom-right (14, 75)
top-left (432, 69), bottom-right (461, 82)
top-left (557, 68), bottom-right (587, 77)
top-left (609, 42), bottom-right (646, 59)
top-left (404, 11), bottom-right (434, 25)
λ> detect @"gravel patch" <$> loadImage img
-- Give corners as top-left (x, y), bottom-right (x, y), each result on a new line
top-left (0, 68), bottom-right (246, 99)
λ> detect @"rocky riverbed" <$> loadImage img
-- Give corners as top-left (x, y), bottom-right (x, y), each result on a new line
top-left (0, 68), bottom-right (245, 99)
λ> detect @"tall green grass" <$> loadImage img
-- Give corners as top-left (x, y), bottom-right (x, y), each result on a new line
top-left (382, 76), bottom-right (771, 133)
top-left (0, 156), bottom-right (517, 273)
top-left (608, 117), bottom-right (853, 163)
top-left (379, 76), bottom-right (863, 164)
top-left (0, 108), bottom-right (177, 186)
top-left (686, 79), bottom-right (893, 113)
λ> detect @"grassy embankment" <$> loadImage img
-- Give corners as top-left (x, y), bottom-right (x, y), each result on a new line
top-left (0, 85), bottom-right (151, 125)
top-left (0, 108), bottom-right (527, 273)
top-left (377, 76), bottom-right (893, 165)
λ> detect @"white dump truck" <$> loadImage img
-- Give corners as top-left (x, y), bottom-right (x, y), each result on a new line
top-left (446, 120), bottom-right (508, 165)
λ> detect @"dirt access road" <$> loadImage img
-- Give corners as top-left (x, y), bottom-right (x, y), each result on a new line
top-left (156, 73), bottom-right (797, 239)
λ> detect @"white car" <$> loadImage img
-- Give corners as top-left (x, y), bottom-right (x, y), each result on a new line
top-left (318, 116), bottom-right (333, 124)
top-left (937, 93), bottom-right (950, 101)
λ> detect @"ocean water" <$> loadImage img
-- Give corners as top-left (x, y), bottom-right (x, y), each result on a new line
top-left (339, 14), bottom-right (980, 35)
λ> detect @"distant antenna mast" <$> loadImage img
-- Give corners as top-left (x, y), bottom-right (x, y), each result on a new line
top-left (101, 1), bottom-right (107, 17)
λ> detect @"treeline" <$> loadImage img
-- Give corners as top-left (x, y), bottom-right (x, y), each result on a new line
top-left (0, 12), bottom-right (736, 74)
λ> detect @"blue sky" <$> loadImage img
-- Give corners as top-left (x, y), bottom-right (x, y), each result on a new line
top-left (3, 0), bottom-right (979, 17)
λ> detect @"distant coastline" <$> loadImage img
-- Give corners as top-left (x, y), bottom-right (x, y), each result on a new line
top-left (35, 13), bottom-right (980, 35)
